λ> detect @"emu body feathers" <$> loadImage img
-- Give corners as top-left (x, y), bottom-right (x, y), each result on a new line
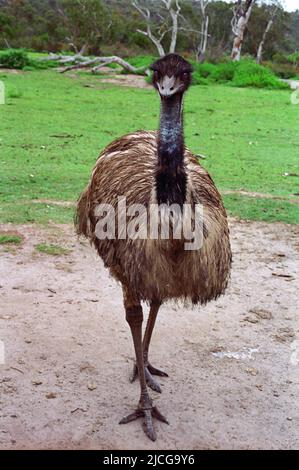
top-left (76, 130), bottom-right (231, 305)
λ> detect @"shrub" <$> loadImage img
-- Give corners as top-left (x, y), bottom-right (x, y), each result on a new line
top-left (193, 62), bottom-right (216, 78)
top-left (0, 48), bottom-right (31, 69)
top-left (272, 53), bottom-right (290, 64)
top-left (192, 71), bottom-right (209, 85)
top-left (231, 60), bottom-right (289, 89)
top-left (288, 52), bottom-right (299, 66)
top-left (0, 48), bottom-right (58, 70)
top-left (265, 61), bottom-right (299, 79)
top-left (210, 61), bottom-right (238, 82)
top-left (126, 55), bottom-right (157, 69)
top-left (8, 86), bottom-right (23, 98)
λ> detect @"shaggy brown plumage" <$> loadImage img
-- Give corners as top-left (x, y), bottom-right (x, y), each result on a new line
top-left (75, 54), bottom-right (232, 441)
top-left (76, 130), bottom-right (231, 304)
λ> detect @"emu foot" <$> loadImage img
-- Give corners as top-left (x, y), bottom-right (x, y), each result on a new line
top-left (130, 363), bottom-right (168, 393)
top-left (119, 402), bottom-right (169, 441)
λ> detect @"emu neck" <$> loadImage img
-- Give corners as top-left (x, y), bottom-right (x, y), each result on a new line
top-left (156, 94), bottom-right (186, 206)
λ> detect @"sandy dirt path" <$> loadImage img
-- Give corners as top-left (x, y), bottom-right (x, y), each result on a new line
top-left (0, 219), bottom-right (298, 450)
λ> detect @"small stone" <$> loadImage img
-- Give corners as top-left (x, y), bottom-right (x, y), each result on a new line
top-left (87, 383), bottom-right (97, 391)
top-left (287, 417), bottom-right (292, 421)
top-left (245, 367), bottom-right (258, 376)
top-left (249, 308), bottom-right (273, 320)
top-left (243, 316), bottom-right (259, 324)
top-left (32, 380), bottom-right (43, 386)
top-left (46, 392), bottom-right (57, 399)
top-left (25, 339), bottom-right (32, 344)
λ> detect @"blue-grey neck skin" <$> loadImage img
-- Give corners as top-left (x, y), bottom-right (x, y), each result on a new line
top-left (156, 93), bottom-right (187, 206)
top-left (158, 94), bottom-right (184, 166)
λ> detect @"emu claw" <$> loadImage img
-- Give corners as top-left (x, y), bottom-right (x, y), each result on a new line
top-left (130, 363), bottom-right (168, 393)
top-left (119, 406), bottom-right (169, 441)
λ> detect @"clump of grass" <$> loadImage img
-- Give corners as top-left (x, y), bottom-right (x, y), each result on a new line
top-left (8, 86), bottom-right (23, 98)
top-left (223, 194), bottom-right (299, 224)
top-left (0, 48), bottom-right (58, 71)
top-left (35, 243), bottom-right (71, 256)
top-left (0, 202), bottom-right (74, 225)
top-left (231, 61), bottom-right (289, 89)
top-left (192, 59), bottom-right (288, 89)
top-left (0, 234), bottom-right (22, 245)
top-left (0, 49), bottom-right (31, 69)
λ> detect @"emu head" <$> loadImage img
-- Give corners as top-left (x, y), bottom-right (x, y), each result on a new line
top-left (151, 54), bottom-right (193, 98)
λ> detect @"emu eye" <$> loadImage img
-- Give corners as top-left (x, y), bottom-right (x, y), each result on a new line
top-left (153, 70), bottom-right (160, 81)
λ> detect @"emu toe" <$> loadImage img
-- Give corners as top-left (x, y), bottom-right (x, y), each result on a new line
top-left (130, 363), bottom-right (168, 393)
top-left (119, 405), bottom-right (169, 441)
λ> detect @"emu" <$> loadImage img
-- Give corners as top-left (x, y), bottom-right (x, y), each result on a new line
top-left (76, 54), bottom-right (232, 441)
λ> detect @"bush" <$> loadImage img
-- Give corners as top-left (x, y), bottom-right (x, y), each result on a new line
top-left (0, 48), bottom-right (58, 70)
top-left (231, 60), bottom-right (288, 89)
top-left (193, 62), bottom-right (216, 78)
top-left (192, 71), bottom-right (209, 85)
top-left (288, 52), bottom-right (299, 66)
top-left (210, 61), bottom-right (238, 82)
top-left (0, 48), bottom-right (31, 69)
top-left (265, 61), bottom-right (299, 79)
top-left (126, 55), bottom-right (157, 69)
top-left (272, 53), bottom-right (290, 64)
top-left (191, 59), bottom-right (286, 89)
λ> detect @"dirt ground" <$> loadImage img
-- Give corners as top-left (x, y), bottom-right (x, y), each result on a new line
top-left (0, 218), bottom-right (298, 450)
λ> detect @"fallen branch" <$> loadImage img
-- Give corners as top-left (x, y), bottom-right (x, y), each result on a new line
top-left (39, 54), bottom-right (149, 75)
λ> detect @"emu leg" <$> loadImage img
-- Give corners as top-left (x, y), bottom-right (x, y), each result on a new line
top-left (130, 301), bottom-right (168, 393)
top-left (120, 301), bottom-right (168, 441)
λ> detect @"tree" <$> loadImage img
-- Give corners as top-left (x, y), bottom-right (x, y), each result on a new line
top-left (56, 0), bottom-right (111, 55)
top-left (256, 1), bottom-right (280, 64)
top-left (231, 0), bottom-right (256, 61)
top-left (195, 0), bottom-right (210, 62)
top-left (132, 0), bottom-right (182, 56)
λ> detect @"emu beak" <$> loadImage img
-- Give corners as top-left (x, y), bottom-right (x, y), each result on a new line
top-left (157, 75), bottom-right (177, 97)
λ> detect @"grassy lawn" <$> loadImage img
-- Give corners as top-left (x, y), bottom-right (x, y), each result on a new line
top-left (0, 69), bottom-right (298, 224)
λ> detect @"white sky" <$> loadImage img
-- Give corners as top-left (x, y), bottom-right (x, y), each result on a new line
top-left (282, 0), bottom-right (299, 12)
top-left (222, 1), bottom-right (298, 12)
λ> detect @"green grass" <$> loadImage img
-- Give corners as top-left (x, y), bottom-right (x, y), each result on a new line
top-left (191, 60), bottom-right (289, 89)
top-left (0, 69), bottom-right (298, 225)
top-left (0, 234), bottom-right (22, 244)
top-left (35, 243), bottom-right (71, 256)
top-left (223, 194), bottom-right (299, 224)
top-left (0, 201), bottom-right (74, 224)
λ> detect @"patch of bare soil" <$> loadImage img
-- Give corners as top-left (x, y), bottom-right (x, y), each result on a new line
top-left (32, 199), bottom-right (74, 208)
top-left (100, 74), bottom-right (150, 89)
top-left (0, 68), bottom-right (23, 74)
top-left (62, 67), bottom-right (150, 90)
top-left (0, 219), bottom-right (298, 450)
top-left (222, 190), bottom-right (299, 204)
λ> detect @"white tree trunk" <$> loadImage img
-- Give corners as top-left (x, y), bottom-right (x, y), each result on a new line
top-left (133, 1), bottom-right (165, 57)
top-left (168, 0), bottom-right (181, 53)
top-left (195, 1), bottom-right (210, 63)
top-left (198, 15), bottom-right (209, 62)
top-left (256, 5), bottom-right (278, 64)
top-left (133, 0), bottom-right (182, 57)
top-left (136, 28), bottom-right (165, 57)
top-left (231, 0), bottom-right (255, 62)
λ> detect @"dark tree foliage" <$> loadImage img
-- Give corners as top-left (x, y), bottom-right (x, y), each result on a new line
top-left (0, 0), bottom-right (298, 59)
